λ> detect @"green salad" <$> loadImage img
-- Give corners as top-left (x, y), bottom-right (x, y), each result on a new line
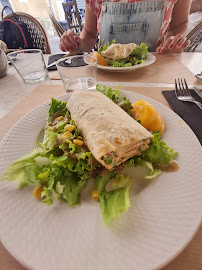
top-left (0, 85), bottom-right (177, 226)
top-left (98, 40), bottom-right (148, 67)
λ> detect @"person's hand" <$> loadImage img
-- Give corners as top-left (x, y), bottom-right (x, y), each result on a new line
top-left (156, 34), bottom-right (190, 54)
top-left (59, 29), bottom-right (84, 53)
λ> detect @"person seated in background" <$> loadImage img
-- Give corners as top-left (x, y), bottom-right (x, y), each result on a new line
top-left (59, 0), bottom-right (192, 54)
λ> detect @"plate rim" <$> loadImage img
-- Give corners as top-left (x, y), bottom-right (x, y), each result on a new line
top-left (97, 53), bottom-right (156, 71)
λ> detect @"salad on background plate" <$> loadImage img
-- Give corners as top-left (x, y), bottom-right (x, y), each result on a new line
top-left (92, 40), bottom-right (156, 71)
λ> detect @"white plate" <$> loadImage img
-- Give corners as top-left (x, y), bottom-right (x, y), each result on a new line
top-left (0, 91), bottom-right (202, 270)
top-left (97, 53), bottom-right (156, 71)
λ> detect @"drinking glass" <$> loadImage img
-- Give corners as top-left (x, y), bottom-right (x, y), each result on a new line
top-left (56, 54), bottom-right (97, 92)
top-left (7, 49), bottom-right (48, 83)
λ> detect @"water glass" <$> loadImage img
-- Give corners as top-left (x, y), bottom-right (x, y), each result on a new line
top-left (7, 49), bottom-right (48, 83)
top-left (56, 54), bottom-right (97, 92)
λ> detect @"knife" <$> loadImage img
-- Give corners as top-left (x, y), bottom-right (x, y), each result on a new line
top-left (194, 87), bottom-right (202, 99)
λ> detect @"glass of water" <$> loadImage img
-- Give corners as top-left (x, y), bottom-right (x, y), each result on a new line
top-left (56, 54), bottom-right (97, 92)
top-left (7, 49), bottom-right (48, 83)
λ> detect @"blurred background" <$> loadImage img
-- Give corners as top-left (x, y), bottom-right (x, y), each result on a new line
top-left (0, 0), bottom-right (201, 53)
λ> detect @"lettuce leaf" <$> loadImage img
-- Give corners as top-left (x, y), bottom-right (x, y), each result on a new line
top-left (0, 148), bottom-right (48, 188)
top-left (98, 39), bottom-right (116, 54)
top-left (95, 172), bottom-right (132, 226)
top-left (60, 170), bottom-right (88, 206)
top-left (37, 157), bottom-right (89, 206)
top-left (105, 173), bottom-right (133, 192)
top-left (111, 59), bottom-right (128, 67)
top-left (96, 171), bottom-right (116, 194)
top-left (48, 155), bottom-right (91, 205)
top-left (143, 161), bottom-right (162, 179)
top-left (48, 98), bottom-right (67, 119)
top-left (142, 132), bottom-right (177, 165)
top-left (124, 156), bottom-right (143, 167)
top-left (49, 155), bottom-right (74, 170)
top-left (96, 84), bottom-right (132, 114)
top-left (50, 154), bottom-right (91, 180)
top-left (99, 187), bottom-right (131, 227)
top-left (40, 164), bottom-right (63, 205)
top-left (42, 130), bottom-right (58, 150)
top-left (124, 132), bottom-right (176, 178)
top-left (96, 84), bottom-right (120, 104)
top-left (130, 43), bottom-right (148, 60)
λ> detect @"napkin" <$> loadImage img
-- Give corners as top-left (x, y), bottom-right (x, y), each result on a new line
top-left (162, 90), bottom-right (202, 144)
top-left (47, 52), bottom-right (86, 70)
top-left (47, 54), bottom-right (67, 70)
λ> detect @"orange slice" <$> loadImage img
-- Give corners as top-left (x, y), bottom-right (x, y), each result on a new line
top-left (92, 51), bottom-right (108, 66)
top-left (131, 99), bottom-right (165, 135)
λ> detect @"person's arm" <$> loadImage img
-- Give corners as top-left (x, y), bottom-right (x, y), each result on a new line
top-left (156, 0), bottom-right (192, 53)
top-left (59, 3), bottom-right (98, 53)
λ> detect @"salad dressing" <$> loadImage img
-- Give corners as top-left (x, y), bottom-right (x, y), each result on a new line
top-left (163, 160), bottom-right (179, 172)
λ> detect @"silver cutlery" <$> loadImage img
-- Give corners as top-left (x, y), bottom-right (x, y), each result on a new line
top-left (194, 87), bottom-right (202, 99)
top-left (195, 72), bottom-right (202, 82)
top-left (175, 78), bottom-right (202, 110)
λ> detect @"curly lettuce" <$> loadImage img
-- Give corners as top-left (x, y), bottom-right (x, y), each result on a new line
top-left (96, 84), bottom-right (132, 114)
top-left (130, 43), bottom-right (148, 60)
top-left (98, 39), bottom-right (116, 54)
top-left (141, 132), bottom-right (177, 165)
top-left (95, 172), bottom-right (132, 226)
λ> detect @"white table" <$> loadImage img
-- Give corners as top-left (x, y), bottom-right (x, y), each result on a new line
top-left (0, 53), bottom-right (202, 119)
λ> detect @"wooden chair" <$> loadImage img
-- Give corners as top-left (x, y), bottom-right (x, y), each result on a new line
top-left (49, 13), bottom-right (65, 38)
top-left (62, 0), bottom-right (83, 34)
top-left (4, 12), bottom-right (51, 54)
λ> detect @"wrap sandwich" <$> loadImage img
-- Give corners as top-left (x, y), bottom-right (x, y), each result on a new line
top-left (101, 43), bottom-right (137, 60)
top-left (67, 91), bottom-right (153, 169)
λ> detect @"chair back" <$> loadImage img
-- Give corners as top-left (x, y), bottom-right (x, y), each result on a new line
top-left (4, 12), bottom-right (51, 54)
top-left (62, 0), bottom-right (82, 34)
top-left (49, 13), bottom-right (65, 38)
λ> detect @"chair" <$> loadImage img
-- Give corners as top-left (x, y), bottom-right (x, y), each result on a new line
top-left (49, 13), bottom-right (65, 38)
top-left (4, 12), bottom-right (51, 54)
top-left (185, 20), bottom-right (202, 52)
top-left (62, 0), bottom-right (83, 34)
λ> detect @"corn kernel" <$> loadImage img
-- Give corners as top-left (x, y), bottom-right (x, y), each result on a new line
top-left (91, 189), bottom-right (99, 201)
top-left (60, 131), bottom-right (72, 141)
top-left (33, 186), bottom-right (45, 199)
top-left (56, 116), bottom-right (64, 121)
top-left (64, 124), bottom-right (76, 132)
top-left (73, 139), bottom-right (83, 146)
top-left (78, 136), bottom-right (83, 139)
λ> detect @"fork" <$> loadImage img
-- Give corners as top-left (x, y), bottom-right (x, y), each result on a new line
top-left (175, 78), bottom-right (202, 110)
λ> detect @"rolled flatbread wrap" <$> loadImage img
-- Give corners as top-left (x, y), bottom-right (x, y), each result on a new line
top-left (67, 91), bottom-right (153, 169)
top-left (101, 43), bottom-right (137, 60)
